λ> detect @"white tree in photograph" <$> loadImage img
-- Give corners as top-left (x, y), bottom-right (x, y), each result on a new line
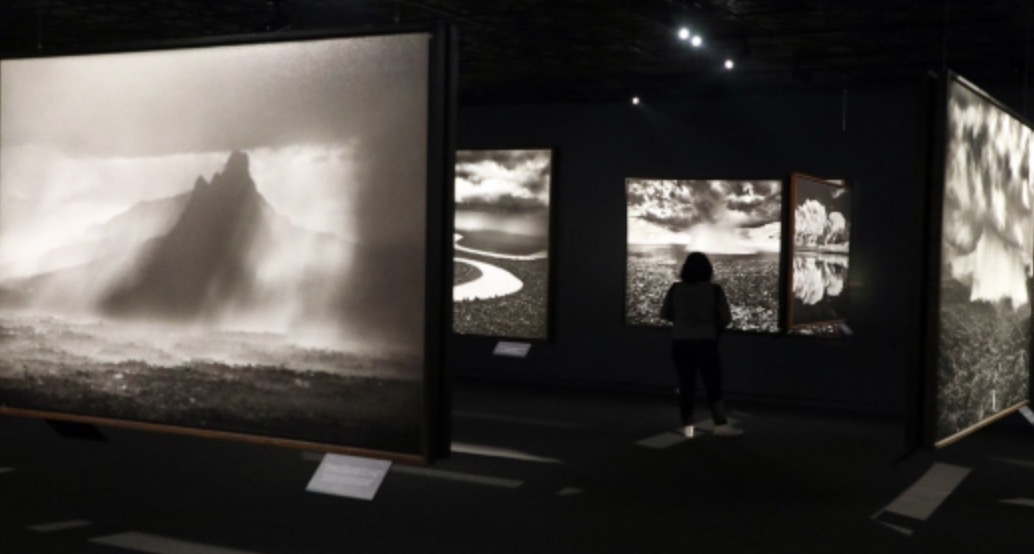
top-left (795, 199), bottom-right (827, 246)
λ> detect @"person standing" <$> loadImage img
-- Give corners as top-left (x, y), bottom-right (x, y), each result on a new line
top-left (660, 252), bottom-right (743, 438)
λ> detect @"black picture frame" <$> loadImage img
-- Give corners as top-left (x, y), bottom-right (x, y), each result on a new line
top-left (0, 24), bottom-right (455, 464)
top-left (921, 71), bottom-right (1032, 448)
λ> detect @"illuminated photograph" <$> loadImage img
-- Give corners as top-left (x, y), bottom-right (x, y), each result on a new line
top-left (934, 76), bottom-right (1032, 444)
top-left (0, 33), bottom-right (432, 455)
top-left (453, 149), bottom-right (551, 340)
top-left (626, 179), bottom-right (783, 333)
top-left (788, 175), bottom-right (851, 329)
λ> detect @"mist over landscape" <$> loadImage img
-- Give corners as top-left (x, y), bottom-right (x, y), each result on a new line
top-left (0, 32), bottom-right (432, 452)
top-left (0, 148), bottom-right (421, 371)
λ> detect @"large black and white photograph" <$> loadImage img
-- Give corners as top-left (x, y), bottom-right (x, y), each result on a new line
top-left (0, 33), bottom-right (433, 455)
top-left (934, 76), bottom-right (1032, 445)
top-left (453, 149), bottom-right (551, 339)
top-left (788, 174), bottom-right (851, 329)
top-left (626, 179), bottom-right (783, 333)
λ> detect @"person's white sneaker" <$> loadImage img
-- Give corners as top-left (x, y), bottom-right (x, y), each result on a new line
top-left (713, 423), bottom-right (744, 437)
top-left (680, 425), bottom-right (695, 438)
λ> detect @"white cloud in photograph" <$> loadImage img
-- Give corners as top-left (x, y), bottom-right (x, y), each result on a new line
top-left (455, 149), bottom-right (551, 210)
top-left (942, 81), bottom-right (1034, 307)
top-left (626, 179), bottom-right (782, 253)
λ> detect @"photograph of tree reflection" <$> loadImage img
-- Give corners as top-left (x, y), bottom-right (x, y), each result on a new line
top-left (788, 175), bottom-right (851, 330)
top-left (452, 149), bottom-right (551, 340)
top-left (0, 33), bottom-right (432, 456)
top-left (933, 76), bottom-right (1032, 445)
top-left (626, 179), bottom-right (782, 333)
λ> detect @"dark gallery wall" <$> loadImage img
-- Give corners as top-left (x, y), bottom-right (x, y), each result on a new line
top-left (448, 80), bottom-right (931, 415)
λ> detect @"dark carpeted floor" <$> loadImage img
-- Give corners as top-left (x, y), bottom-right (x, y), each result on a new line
top-left (1, 379), bottom-right (1033, 553)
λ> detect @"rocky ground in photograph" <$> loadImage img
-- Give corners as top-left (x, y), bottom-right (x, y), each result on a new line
top-left (936, 293), bottom-right (1030, 441)
top-left (0, 317), bottom-right (424, 454)
top-left (626, 249), bottom-right (780, 333)
top-left (0, 360), bottom-right (423, 454)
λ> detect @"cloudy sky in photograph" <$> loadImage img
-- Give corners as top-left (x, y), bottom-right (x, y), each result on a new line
top-left (627, 179), bottom-right (782, 253)
top-left (942, 80), bottom-right (1034, 307)
top-left (455, 149), bottom-right (551, 210)
top-left (628, 179), bottom-right (781, 229)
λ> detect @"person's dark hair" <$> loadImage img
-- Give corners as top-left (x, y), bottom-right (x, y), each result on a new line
top-left (680, 252), bottom-right (714, 283)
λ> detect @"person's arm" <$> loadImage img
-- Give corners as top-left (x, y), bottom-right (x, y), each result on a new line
top-left (660, 284), bottom-right (676, 322)
top-left (715, 284), bottom-right (732, 329)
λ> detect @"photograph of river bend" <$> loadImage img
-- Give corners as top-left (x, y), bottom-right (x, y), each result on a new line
top-left (452, 149), bottom-right (552, 340)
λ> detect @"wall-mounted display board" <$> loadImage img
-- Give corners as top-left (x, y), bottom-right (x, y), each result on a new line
top-left (787, 174), bottom-right (851, 331)
top-left (453, 149), bottom-right (552, 340)
top-left (923, 72), bottom-right (1032, 447)
top-left (626, 179), bottom-right (783, 333)
top-left (0, 27), bottom-right (452, 462)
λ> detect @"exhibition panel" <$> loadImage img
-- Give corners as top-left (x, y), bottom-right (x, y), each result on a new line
top-left (452, 149), bottom-right (553, 340)
top-left (925, 73), bottom-right (1032, 447)
top-left (0, 27), bottom-right (452, 461)
top-left (625, 178), bottom-right (783, 333)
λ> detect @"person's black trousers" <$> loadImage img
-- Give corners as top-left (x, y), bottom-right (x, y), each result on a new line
top-left (671, 339), bottom-right (728, 426)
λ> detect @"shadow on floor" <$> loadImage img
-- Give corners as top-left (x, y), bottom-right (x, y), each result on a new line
top-left (1, 379), bottom-right (1033, 553)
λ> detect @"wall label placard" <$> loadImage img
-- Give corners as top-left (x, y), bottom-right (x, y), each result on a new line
top-left (306, 453), bottom-right (392, 501)
top-left (493, 342), bottom-right (532, 358)
top-left (1020, 406), bottom-right (1034, 426)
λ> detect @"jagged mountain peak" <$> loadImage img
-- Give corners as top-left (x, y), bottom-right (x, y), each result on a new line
top-left (222, 150), bottom-right (250, 179)
top-left (189, 150), bottom-right (259, 201)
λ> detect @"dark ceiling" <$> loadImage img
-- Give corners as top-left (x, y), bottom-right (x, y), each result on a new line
top-left (1, 0), bottom-right (1032, 104)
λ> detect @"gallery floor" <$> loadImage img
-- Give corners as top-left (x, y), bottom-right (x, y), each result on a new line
top-left (2, 379), bottom-right (1033, 553)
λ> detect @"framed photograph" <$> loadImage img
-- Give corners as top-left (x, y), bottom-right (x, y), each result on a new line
top-left (923, 72), bottom-right (1032, 447)
top-left (452, 149), bottom-right (553, 340)
top-left (625, 178), bottom-right (783, 333)
top-left (0, 27), bottom-right (452, 462)
top-left (787, 174), bottom-right (851, 330)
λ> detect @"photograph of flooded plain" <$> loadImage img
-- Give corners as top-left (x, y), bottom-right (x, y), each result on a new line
top-left (788, 174), bottom-right (851, 329)
top-left (933, 76), bottom-right (1032, 445)
top-left (0, 33), bottom-right (433, 456)
top-left (626, 179), bottom-right (783, 333)
top-left (453, 149), bottom-right (551, 340)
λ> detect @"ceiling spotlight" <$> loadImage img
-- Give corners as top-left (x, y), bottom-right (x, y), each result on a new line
top-left (678, 27), bottom-right (690, 40)
top-left (691, 35), bottom-right (703, 47)
top-left (724, 59), bottom-right (735, 70)
top-left (632, 96), bottom-right (640, 105)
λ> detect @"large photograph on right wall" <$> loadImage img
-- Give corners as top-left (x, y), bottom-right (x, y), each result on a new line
top-left (929, 73), bottom-right (1032, 446)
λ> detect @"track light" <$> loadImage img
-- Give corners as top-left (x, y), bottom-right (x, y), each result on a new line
top-left (724, 59), bottom-right (734, 70)
top-left (678, 27), bottom-right (690, 40)
top-left (691, 35), bottom-right (703, 47)
top-left (632, 96), bottom-right (640, 105)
